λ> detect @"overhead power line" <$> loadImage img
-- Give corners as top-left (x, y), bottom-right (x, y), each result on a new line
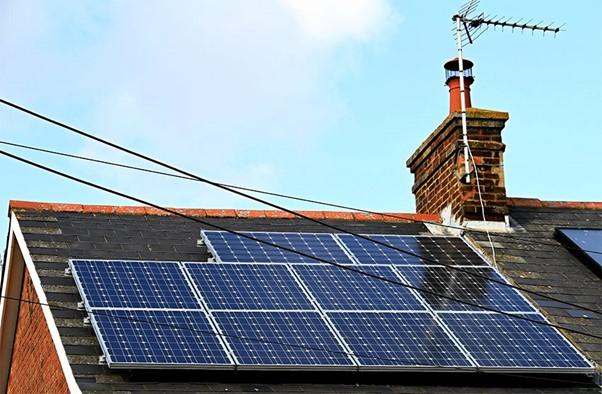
top-left (1, 139), bottom-right (600, 256)
top-left (0, 98), bottom-right (600, 315)
top-left (1, 148), bottom-right (600, 338)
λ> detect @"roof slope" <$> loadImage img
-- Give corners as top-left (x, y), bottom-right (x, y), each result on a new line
top-left (469, 201), bottom-right (602, 367)
top-left (5, 202), bottom-right (601, 393)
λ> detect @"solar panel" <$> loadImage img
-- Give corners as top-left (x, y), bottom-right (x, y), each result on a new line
top-left (71, 260), bottom-right (200, 309)
top-left (440, 313), bottom-right (593, 370)
top-left (397, 266), bottom-right (535, 312)
top-left (337, 234), bottom-right (486, 266)
top-left (328, 312), bottom-right (472, 368)
top-left (69, 230), bottom-right (595, 373)
top-left (292, 264), bottom-right (425, 311)
top-left (213, 311), bottom-right (355, 368)
top-left (185, 263), bottom-right (314, 310)
top-left (556, 228), bottom-right (602, 277)
top-left (202, 231), bottom-right (355, 264)
top-left (91, 309), bottom-right (232, 368)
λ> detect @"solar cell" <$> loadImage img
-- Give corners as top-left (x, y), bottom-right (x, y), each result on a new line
top-left (185, 263), bottom-right (314, 310)
top-left (91, 309), bottom-right (232, 368)
top-left (71, 260), bottom-right (200, 309)
top-left (202, 231), bottom-right (354, 264)
top-left (214, 311), bottom-right (355, 367)
top-left (292, 264), bottom-right (424, 311)
top-left (440, 313), bottom-right (593, 370)
top-left (397, 266), bottom-right (535, 312)
top-left (328, 312), bottom-right (472, 368)
top-left (337, 234), bottom-right (486, 266)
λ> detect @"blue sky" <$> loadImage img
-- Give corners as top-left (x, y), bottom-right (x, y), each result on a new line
top-left (1, 0), bottom-right (600, 252)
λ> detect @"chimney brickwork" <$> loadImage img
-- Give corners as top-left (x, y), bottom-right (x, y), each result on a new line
top-left (406, 108), bottom-right (509, 224)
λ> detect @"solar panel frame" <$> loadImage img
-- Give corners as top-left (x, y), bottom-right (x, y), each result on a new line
top-left (184, 262), bottom-right (315, 311)
top-left (327, 311), bottom-right (476, 371)
top-left (395, 266), bottom-right (537, 313)
top-left (439, 312), bottom-right (595, 373)
top-left (212, 310), bottom-right (358, 370)
top-left (69, 240), bottom-right (596, 374)
top-left (201, 230), bottom-right (358, 264)
top-left (291, 263), bottom-right (426, 312)
top-left (69, 259), bottom-right (202, 309)
top-left (335, 234), bottom-right (490, 267)
top-left (88, 308), bottom-right (236, 369)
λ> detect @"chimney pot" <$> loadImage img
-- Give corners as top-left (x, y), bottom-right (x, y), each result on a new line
top-left (444, 58), bottom-right (474, 114)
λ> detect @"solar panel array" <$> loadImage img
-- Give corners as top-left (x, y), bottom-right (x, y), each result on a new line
top-left (556, 228), bottom-right (602, 277)
top-left (69, 231), bottom-right (593, 372)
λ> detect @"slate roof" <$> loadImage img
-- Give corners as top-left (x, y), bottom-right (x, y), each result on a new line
top-left (470, 199), bottom-right (602, 367)
top-left (4, 200), bottom-right (602, 393)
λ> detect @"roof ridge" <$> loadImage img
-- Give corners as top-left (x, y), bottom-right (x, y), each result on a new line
top-left (8, 200), bottom-right (439, 223)
top-left (507, 197), bottom-right (602, 210)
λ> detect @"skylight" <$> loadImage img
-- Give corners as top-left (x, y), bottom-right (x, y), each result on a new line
top-left (556, 228), bottom-right (602, 278)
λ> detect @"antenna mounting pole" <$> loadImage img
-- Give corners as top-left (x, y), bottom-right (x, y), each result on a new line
top-left (453, 14), bottom-right (472, 183)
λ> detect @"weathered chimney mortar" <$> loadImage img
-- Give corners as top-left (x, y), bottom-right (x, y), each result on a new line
top-left (406, 108), bottom-right (509, 224)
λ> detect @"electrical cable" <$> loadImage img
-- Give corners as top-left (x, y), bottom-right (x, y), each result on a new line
top-left (1, 144), bottom-right (599, 317)
top-left (1, 148), bottom-right (600, 339)
top-left (2, 294), bottom-right (598, 386)
top-left (466, 144), bottom-right (498, 270)
top-left (1, 138), bottom-right (600, 256)
top-left (0, 103), bottom-right (599, 315)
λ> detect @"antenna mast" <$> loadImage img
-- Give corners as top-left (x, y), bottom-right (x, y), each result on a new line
top-left (452, 0), bottom-right (563, 183)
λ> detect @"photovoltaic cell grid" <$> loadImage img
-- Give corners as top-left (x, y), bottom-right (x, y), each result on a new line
top-left (91, 310), bottom-right (231, 367)
top-left (71, 260), bottom-right (200, 309)
top-left (398, 266), bottom-right (535, 312)
top-left (202, 231), bottom-right (354, 264)
top-left (440, 313), bottom-right (592, 369)
top-left (185, 263), bottom-right (314, 310)
top-left (213, 311), bottom-right (354, 366)
top-left (337, 234), bottom-right (486, 266)
top-left (70, 230), bottom-right (594, 372)
top-left (292, 264), bottom-right (424, 311)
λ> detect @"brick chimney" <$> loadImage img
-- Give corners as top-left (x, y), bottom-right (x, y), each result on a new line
top-left (406, 59), bottom-right (509, 227)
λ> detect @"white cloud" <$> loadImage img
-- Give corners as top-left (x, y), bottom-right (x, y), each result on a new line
top-left (280, 0), bottom-right (396, 45)
top-left (0, 0), bottom-right (400, 208)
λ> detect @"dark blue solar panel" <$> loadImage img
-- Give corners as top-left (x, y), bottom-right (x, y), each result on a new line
top-left (71, 260), bottom-right (200, 309)
top-left (556, 228), bottom-right (602, 275)
top-left (185, 263), bottom-right (314, 310)
top-left (337, 234), bottom-right (486, 266)
top-left (397, 266), bottom-right (535, 312)
top-left (92, 310), bottom-right (231, 367)
top-left (328, 312), bottom-right (472, 367)
top-left (202, 231), bottom-right (354, 264)
top-left (214, 311), bottom-right (354, 366)
top-left (440, 313), bottom-right (592, 369)
top-left (292, 265), bottom-right (424, 311)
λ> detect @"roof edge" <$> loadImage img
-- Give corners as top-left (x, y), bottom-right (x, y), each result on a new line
top-left (8, 200), bottom-right (439, 223)
top-left (507, 197), bottom-right (602, 210)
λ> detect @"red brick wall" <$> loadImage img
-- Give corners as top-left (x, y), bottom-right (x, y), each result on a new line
top-left (7, 269), bottom-right (70, 394)
top-left (407, 109), bottom-right (509, 222)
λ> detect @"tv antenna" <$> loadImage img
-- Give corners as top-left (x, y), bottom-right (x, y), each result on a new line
top-left (451, 0), bottom-right (563, 182)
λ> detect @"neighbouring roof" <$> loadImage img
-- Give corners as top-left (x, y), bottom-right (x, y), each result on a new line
top-left (3, 200), bottom-right (602, 393)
